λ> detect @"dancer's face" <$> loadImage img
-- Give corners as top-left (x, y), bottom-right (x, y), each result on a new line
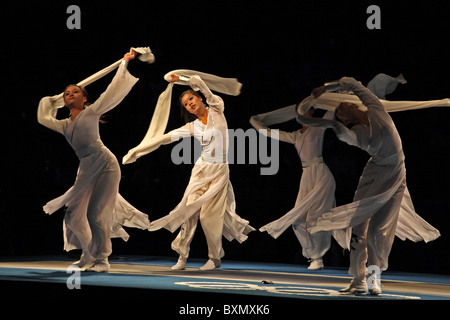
top-left (181, 92), bottom-right (204, 116)
top-left (64, 86), bottom-right (87, 110)
top-left (336, 102), bottom-right (359, 126)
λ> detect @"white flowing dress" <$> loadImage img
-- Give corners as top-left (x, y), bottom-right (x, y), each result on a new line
top-left (124, 75), bottom-right (254, 260)
top-left (297, 77), bottom-right (440, 276)
top-left (37, 62), bottom-right (151, 259)
top-left (250, 107), bottom-right (350, 259)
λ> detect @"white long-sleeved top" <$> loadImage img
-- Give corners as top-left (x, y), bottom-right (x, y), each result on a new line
top-left (298, 77), bottom-right (403, 159)
top-left (38, 61), bottom-right (134, 147)
top-left (123, 75), bottom-right (228, 164)
top-left (250, 106), bottom-right (334, 164)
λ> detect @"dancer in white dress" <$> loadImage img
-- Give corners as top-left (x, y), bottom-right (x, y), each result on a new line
top-left (297, 77), bottom-right (441, 294)
top-left (37, 49), bottom-right (151, 272)
top-left (251, 106), bottom-right (350, 270)
top-left (123, 73), bottom-right (254, 271)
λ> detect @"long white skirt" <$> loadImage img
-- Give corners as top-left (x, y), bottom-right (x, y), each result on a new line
top-left (148, 163), bottom-right (255, 244)
top-left (260, 161), bottom-right (351, 258)
top-left (309, 154), bottom-right (440, 244)
top-left (43, 146), bottom-right (151, 254)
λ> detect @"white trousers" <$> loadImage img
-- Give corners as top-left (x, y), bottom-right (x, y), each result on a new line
top-left (349, 164), bottom-right (406, 278)
top-left (171, 174), bottom-right (227, 260)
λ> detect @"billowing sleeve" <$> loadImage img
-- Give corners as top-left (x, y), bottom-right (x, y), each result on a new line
top-left (339, 77), bottom-right (385, 112)
top-left (123, 123), bottom-right (192, 164)
top-left (37, 94), bottom-right (66, 134)
top-left (88, 60), bottom-right (139, 115)
top-left (296, 113), bottom-right (363, 148)
top-left (188, 75), bottom-right (224, 113)
top-left (249, 105), bottom-right (298, 144)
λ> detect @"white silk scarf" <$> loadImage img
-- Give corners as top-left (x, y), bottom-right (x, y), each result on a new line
top-left (122, 70), bottom-right (242, 164)
top-left (37, 47), bottom-right (154, 132)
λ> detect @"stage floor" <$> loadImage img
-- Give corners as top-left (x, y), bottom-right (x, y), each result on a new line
top-left (0, 255), bottom-right (449, 303)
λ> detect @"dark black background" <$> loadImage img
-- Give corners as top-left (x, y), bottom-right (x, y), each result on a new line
top-left (1, 0), bottom-right (449, 275)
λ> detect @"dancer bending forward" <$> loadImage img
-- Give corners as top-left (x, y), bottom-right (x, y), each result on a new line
top-left (298, 77), bottom-right (440, 294)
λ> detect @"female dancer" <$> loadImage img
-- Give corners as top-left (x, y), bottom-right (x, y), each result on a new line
top-left (251, 105), bottom-right (350, 270)
top-left (298, 77), bottom-right (441, 294)
top-left (37, 49), bottom-right (151, 272)
top-left (123, 73), bottom-right (254, 271)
